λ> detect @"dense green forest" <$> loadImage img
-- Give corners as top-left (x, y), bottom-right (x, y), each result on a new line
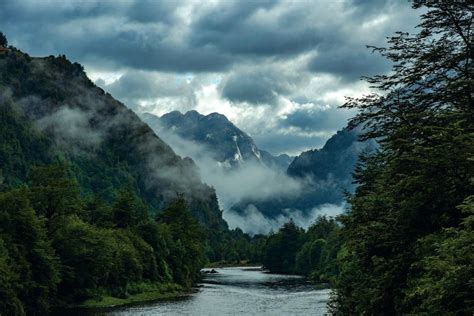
top-left (0, 163), bottom-right (207, 314)
top-left (0, 35), bottom-right (262, 314)
top-left (330, 2), bottom-right (474, 314)
top-left (262, 216), bottom-right (341, 283)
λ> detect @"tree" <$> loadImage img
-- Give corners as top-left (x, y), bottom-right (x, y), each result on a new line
top-left (333, 2), bottom-right (474, 314)
top-left (0, 32), bottom-right (7, 48)
top-left (157, 197), bottom-right (206, 286)
top-left (0, 239), bottom-right (24, 315)
top-left (28, 164), bottom-right (83, 220)
top-left (0, 189), bottom-right (60, 314)
top-left (295, 239), bottom-right (326, 276)
top-left (112, 190), bottom-right (147, 228)
top-left (293, 216), bottom-right (341, 280)
top-left (403, 193), bottom-right (474, 314)
top-left (263, 219), bottom-right (304, 273)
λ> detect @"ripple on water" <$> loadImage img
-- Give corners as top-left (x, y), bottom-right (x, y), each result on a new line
top-left (104, 267), bottom-right (331, 316)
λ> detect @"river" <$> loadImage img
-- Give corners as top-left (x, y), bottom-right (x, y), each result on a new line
top-left (97, 267), bottom-right (330, 315)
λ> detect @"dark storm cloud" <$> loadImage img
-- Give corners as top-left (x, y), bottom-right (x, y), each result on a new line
top-left (189, 0), bottom-right (320, 57)
top-left (220, 69), bottom-right (296, 105)
top-left (127, 0), bottom-right (178, 24)
top-left (203, 0), bottom-right (418, 103)
top-left (0, 0), bottom-right (231, 72)
top-left (349, 0), bottom-right (402, 13)
top-left (280, 107), bottom-right (353, 132)
top-left (0, 0), bottom-right (417, 75)
top-left (77, 35), bottom-right (231, 73)
top-left (308, 46), bottom-right (391, 81)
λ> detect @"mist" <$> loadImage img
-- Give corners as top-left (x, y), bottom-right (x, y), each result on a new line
top-left (145, 120), bottom-right (339, 234)
top-left (157, 125), bottom-right (302, 203)
top-left (223, 203), bottom-right (345, 235)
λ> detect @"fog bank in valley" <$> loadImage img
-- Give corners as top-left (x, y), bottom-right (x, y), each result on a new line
top-left (149, 120), bottom-right (344, 234)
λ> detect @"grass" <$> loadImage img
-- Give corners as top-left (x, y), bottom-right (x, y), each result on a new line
top-left (77, 283), bottom-right (189, 309)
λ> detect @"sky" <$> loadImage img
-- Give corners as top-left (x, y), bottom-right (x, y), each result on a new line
top-left (0, 0), bottom-right (422, 156)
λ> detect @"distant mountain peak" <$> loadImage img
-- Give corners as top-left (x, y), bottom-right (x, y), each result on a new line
top-left (184, 109), bottom-right (201, 117)
top-left (142, 110), bottom-right (293, 170)
top-left (206, 112), bottom-right (229, 121)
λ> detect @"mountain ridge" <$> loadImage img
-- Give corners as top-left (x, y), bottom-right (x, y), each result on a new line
top-left (230, 126), bottom-right (378, 219)
top-left (0, 48), bottom-right (227, 230)
top-left (142, 110), bottom-right (293, 170)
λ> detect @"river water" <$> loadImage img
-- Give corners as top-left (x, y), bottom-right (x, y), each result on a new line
top-left (102, 267), bottom-right (330, 315)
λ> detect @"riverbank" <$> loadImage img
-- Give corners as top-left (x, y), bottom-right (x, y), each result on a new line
top-left (85, 266), bottom-right (331, 315)
top-left (57, 283), bottom-right (194, 312)
top-left (205, 261), bottom-right (262, 268)
top-left (80, 290), bottom-right (186, 308)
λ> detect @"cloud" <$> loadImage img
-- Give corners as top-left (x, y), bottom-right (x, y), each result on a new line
top-left (35, 106), bottom-right (102, 148)
top-left (1, 0), bottom-right (419, 74)
top-left (101, 70), bottom-right (198, 112)
top-left (220, 68), bottom-right (294, 105)
top-left (224, 203), bottom-right (345, 235)
top-left (0, 0), bottom-right (422, 155)
top-left (308, 46), bottom-right (391, 81)
top-left (279, 106), bottom-right (354, 132)
top-left (0, 1), bottom-right (231, 72)
top-left (189, 0), bottom-right (318, 57)
top-left (148, 120), bottom-right (303, 208)
top-left (253, 131), bottom-right (331, 157)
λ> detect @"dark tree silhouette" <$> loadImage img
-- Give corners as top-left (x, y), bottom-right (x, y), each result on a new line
top-left (0, 32), bottom-right (7, 47)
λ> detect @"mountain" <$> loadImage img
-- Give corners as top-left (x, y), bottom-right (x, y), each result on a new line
top-left (0, 49), bottom-right (226, 230)
top-left (260, 150), bottom-right (294, 171)
top-left (231, 127), bottom-right (377, 219)
top-left (142, 111), bottom-right (293, 170)
top-left (288, 127), bottom-right (375, 183)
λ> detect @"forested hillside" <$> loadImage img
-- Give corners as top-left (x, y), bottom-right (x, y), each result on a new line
top-left (0, 48), bottom-right (226, 230)
top-left (231, 127), bottom-right (376, 219)
top-left (0, 42), bottom-right (257, 314)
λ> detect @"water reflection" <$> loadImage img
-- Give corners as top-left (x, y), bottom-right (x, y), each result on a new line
top-left (81, 267), bottom-right (330, 315)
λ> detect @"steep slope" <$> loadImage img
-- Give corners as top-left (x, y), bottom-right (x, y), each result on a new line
top-left (0, 48), bottom-right (226, 229)
top-left (231, 127), bottom-right (377, 219)
top-left (142, 111), bottom-right (292, 170)
top-left (287, 128), bottom-right (374, 183)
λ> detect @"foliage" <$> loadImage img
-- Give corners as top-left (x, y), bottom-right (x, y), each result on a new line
top-left (263, 220), bottom-right (304, 274)
top-left (332, 2), bottom-right (474, 314)
top-left (0, 100), bottom-right (52, 189)
top-left (0, 189), bottom-right (60, 315)
top-left (403, 194), bottom-right (474, 314)
top-left (0, 164), bottom-right (210, 314)
top-left (206, 228), bottom-right (266, 264)
top-left (157, 197), bottom-right (206, 287)
top-left (0, 32), bottom-right (7, 47)
top-left (261, 216), bottom-right (341, 281)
